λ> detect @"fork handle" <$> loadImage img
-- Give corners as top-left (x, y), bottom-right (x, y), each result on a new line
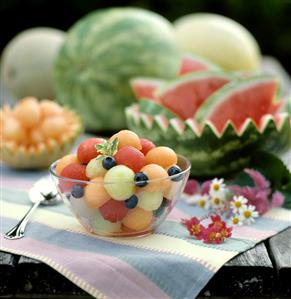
top-left (4, 201), bottom-right (41, 240)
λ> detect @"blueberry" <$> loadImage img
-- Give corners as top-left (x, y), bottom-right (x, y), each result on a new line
top-left (102, 156), bottom-right (117, 170)
top-left (71, 184), bottom-right (84, 198)
top-left (134, 172), bottom-right (148, 187)
top-left (167, 165), bottom-right (183, 182)
top-left (125, 195), bottom-right (139, 209)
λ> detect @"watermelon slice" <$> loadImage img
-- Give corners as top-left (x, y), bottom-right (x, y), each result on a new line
top-left (178, 53), bottom-right (221, 76)
top-left (125, 103), bottom-right (291, 177)
top-left (130, 77), bottom-right (165, 103)
top-left (195, 76), bottom-right (281, 133)
top-left (157, 71), bottom-right (232, 120)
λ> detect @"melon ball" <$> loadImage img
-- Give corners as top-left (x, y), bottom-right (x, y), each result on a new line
top-left (56, 154), bottom-right (79, 175)
top-left (140, 164), bottom-right (170, 192)
top-left (137, 191), bottom-right (164, 211)
top-left (40, 100), bottom-right (63, 117)
top-left (59, 163), bottom-right (88, 192)
top-left (14, 97), bottom-right (41, 128)
top-left (93, 211), bottom-right (122, 234)
top-left (70, 196), bottom-right (97, 220)
top-left (174, 13), bottom-right (260, 71)
top-left (0, 27), bottom-right (65, 99)
top-left (104, 165), bottom-right (135, 200)
top-left (29, 128), bottom-right (44, 145)
top-left (41, 115), bottom-right (67, 138)
top-left (84, 177), bottom-right (111, 209)
top-left (77, 138), bottom-right (106, 164)
top-left (110, 130), bottom-right (142, 150)
top-left (122, 207), bottom-right (153, 231)
top-left (86, 157), bottom-right (107, 179)
top-left (145, 146), bottom-right (177, 168)
top-left (99, 199), bottom-right (128, 223)
top-left (2, 116), bottom-right (26, 142)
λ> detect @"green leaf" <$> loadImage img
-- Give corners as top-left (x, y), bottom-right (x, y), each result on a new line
top-left (96, 138), bottom-right (119, 156)
top-left (249, 151), bottom-right (291, 190)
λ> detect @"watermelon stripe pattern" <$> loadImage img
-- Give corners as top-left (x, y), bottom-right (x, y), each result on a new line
top-left (126, 104), bottom-right (291, 177)
top-left (53, 8), bottom-right (181, 131)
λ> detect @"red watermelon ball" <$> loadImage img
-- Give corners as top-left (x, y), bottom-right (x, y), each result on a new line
top-left (77, 138), bottom-right (106, 164)
top-left (140, 138), bottom-right (156, 155)
top-left (114, 146), bottom-right (145, 173)
top-left (59, 163), bottom-right (88, 192)
top-left (99, 199), bottom-right (128, 223)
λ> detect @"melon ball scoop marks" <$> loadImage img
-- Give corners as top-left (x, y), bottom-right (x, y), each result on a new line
top-left (50, 130), bottom-right (191, 237)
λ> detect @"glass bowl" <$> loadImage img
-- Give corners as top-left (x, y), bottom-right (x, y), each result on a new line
top-left (49, 155), bottom-right (191, 237)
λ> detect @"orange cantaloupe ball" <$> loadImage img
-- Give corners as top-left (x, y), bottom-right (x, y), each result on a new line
top-left (84, 177), bottom-right (111, 209)
top-left (14, 97), bottom-right (41, 128)
top-left (122, 207), bottom-right (153, 231)
top-left (29, 128), bottom-right (44, 144)
top-left (110, 130), bottom-right (141, 150)
top-left (56, 154), bottom-right (79, 175)
top-left (3, 116), bottom-right (26, 142)
top-left (145, 146), bottom-right (177, 168)
top-left (140, 164), bottom-right (170, 192)
top-left (41, 116), bottom-right (67, 139)
top-left (40, 100), bottom-right (63, 118)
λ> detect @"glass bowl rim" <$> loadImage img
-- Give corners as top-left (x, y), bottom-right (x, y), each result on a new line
top-left (49, 154), bottom-right (191, 185)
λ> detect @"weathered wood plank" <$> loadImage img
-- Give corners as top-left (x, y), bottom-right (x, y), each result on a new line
top-left (0, 251), bottom-right (19, 297)
top-left (268, 227), bottom-right (291, 296)
top-left (199, 242), bottom-right (275, 297)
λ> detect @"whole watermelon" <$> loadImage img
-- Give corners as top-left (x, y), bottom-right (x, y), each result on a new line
top-left (53, 7), bottom-right (181, 131)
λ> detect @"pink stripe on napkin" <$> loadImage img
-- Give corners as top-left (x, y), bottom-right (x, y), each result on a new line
top-left (1, 236), bottom-right (170, 299)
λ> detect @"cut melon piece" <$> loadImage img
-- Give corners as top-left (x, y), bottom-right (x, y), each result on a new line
top-left (125, 103), bottom-right (291, 177)
top-left (158, 71), bottom-right (232, 120)
top-left (195, 76), bottom-right (281, 133)
top-left (130, 77), bottom-right (165, 103)
top-left (178, 53), bottom-right (221, 75)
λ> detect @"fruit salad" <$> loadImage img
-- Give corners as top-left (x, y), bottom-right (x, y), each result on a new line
top-left (50, 130), bottom-right (191, 237)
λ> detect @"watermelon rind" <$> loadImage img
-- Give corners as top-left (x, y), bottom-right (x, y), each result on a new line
top-left (195, 75), bottom-right (280, 123)
top-left (53, 7), bottom-right (181, 131)
top-left (125, 104), bottom-right (291, 177)
top-left (138, 98), bottom-right (178, 118)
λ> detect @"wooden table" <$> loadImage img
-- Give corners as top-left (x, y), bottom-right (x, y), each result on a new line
top-left (0, 227), bottom-right (290, 298)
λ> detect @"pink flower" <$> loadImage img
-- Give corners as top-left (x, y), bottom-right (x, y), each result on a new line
top-left (203, 216), bottom-right (232, 244)
top-left (271, 191), bottom-right (285, 208)
top-left (201, 180), bottom-right (212, 195)
top-left (229, 169), bottom-right (273, 215)
top-left (184, 180), bottom-right (199, 195)
top-left (181, 217), bottom-right (205, 240)
top-left (244, 168), bottom-right (270, 189)
top-left (181, 214), bottom-right (232, 244)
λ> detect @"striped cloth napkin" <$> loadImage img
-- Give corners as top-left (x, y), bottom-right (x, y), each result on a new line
top-left (1, 163), bottom-right (291, 299)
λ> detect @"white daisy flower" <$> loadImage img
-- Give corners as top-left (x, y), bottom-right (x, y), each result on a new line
top-left (210, 194), bottom-right (225, 210)
top-left (195, 194), bottom-right (210, 209)
top-left (209, 178), bottom-right (226, 198)
top-left (185, 194), bottom-right (210, 209)
top-left (230, 195), bottom-right (248, 213)
top-left (184, 194), bottom-right (201, 205)
top-left (240, 205), bottom-right (259, 224)
top-left (230, 214), bottom-right (244, 226)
